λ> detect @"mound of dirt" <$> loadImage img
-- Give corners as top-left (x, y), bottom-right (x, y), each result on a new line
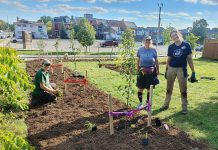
top-left (26, 60), bottom-right (208, 150)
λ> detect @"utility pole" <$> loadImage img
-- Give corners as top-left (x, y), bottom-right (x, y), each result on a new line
top-left (157, 2), bottom-right (163, 49)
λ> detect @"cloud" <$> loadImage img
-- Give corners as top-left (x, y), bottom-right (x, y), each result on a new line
top-left (148, 11), bottom-right (190, 17)
top-left (34, 0), bottom-right (52, 2)
top-left (116, 17), bottom-right (138, 21)
top-left (83, 0), bottom-right (96, 2)
top-left (0, 0), bottom-right (29, 9)
top-left (117, 9), bottom-right (141, 15)
top-left (184, 0), bottom-right (218, 5)
top-left (34, 0), bottom-right (72, 2)
top-left (101, 0), bottom-right (141, 3)
top-left (55, 4), bottom-right (108, 13)
top-left (196, 11), bottom-right (203, 15)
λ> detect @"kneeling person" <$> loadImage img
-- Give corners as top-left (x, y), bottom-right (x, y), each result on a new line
top-left (31, 59), bottom-right (57, 107)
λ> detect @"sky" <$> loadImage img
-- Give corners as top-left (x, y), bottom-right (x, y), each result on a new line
top-left (0, 0), bottom-right (218, 29)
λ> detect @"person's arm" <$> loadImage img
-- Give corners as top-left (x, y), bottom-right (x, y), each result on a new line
top-left (155, 58), bottom-right (159, 75)
top-left (166, 56), bottom-right (171, 71)
top-left (187, 54), bottom-right (195, 72)
top-left (40, 83), bottom-right (57, 94)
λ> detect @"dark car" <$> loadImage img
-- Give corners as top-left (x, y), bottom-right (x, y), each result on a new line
top-left (195, 45), bottom-right (204, 52)
top-left (100, 40), bottom-right (119, 47)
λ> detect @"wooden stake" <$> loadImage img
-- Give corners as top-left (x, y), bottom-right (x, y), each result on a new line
top-left (64, 71), bottom-right (68, 94)
top-left (61, 65), bottom-right (64, 74)
top-left (147, 85), bottom-right (153, 127)
top-left (108, 93), bottom-right (114, 135)
top-left (84, 70), bottom-right (88, 94)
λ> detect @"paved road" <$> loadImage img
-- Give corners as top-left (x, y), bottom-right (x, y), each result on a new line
top-left (1, 39), bottom-right (168, 56)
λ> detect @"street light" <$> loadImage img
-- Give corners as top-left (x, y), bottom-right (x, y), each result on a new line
top-left (157, 2), bottom-right (163, 48)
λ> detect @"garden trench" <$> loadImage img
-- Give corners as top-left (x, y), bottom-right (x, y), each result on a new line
top-left (26, 60), bottom-right (208, 150)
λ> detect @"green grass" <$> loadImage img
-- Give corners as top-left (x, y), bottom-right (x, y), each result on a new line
top-left (17, 50), bottom-right (119, 55)
top-left (0, 39), bottom-right (6, 43)
top-left (65, 57), bottom-right (218, 149)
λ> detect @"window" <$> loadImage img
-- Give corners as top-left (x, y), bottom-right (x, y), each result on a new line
top-left (23, 24), bottom-right (26, 27)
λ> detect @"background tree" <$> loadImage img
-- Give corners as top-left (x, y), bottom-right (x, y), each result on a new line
top-left (186, 33), bottom-right (199, 50)
top-left (38, 16), bottom-right (52, 24)
top-left (191, 19), bottom-right (208, 44)
top-left (74, 24), bottom-right (80, 39)
top-left (162, 26), bottom-right (173, 45)
top-left (0, 20), bottom-right (7, 30)
top-left (46, 21), bottom-right (52, 36)
top-left (60, 22), bottom-right (68, 39)
top-left (77, 19), bottom-right (96, 52)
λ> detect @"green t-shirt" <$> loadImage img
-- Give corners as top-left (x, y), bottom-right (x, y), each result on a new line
top-left (32, 68), bottom-right (50, 96)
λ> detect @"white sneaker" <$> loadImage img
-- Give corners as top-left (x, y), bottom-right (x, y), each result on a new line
top-left (137, 103), bottom-right (143, 109)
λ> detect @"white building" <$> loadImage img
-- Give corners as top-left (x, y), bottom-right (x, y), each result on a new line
top-left (14, 18), bottom-right (48, 39)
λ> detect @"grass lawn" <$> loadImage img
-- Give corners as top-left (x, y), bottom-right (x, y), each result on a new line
top-left (65, 57), bottom-right (218, 149)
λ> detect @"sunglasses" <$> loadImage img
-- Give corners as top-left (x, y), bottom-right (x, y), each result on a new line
top-left (145, 39), bottom-right (151, 41)
top-left (44, 64), bottom-right (51, 67)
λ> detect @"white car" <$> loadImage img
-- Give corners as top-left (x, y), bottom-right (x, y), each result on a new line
top-left (11, 38), bottom-right (23, 43)
top-left (0, 35), bottom-right (7, 39)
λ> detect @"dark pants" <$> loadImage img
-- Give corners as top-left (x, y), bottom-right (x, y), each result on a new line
top-left (30, 92), bottom-right (56, 107)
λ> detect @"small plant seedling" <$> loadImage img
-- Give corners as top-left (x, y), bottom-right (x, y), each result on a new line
top-left (84, 121), bottom-right (97, 132)
top-left (130, 124), bottom-right (136, 128)
top-left (56, 89), bottom-right (63, 97)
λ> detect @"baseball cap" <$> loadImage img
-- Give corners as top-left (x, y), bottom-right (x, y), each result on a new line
top-left (143, 36), bottom-right (152, 41)
top-left (42, 59), bottom-right (51, 66)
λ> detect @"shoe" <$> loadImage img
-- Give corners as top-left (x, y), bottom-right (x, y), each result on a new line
top-left (137, 103), bottom-right (143, 109)
top-left (181, 109), bottom-right (188, 115)
top-left (159, 105), bottom-right (169, 111)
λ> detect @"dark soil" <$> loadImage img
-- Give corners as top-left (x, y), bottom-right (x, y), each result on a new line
top-left (26, 59), bottom-right (208, 150)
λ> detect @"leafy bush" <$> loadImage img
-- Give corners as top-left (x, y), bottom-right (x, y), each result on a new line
top-left (0, 47), bottom-right (33, 112)
top-left (0, 130), bottom-right (34, 150)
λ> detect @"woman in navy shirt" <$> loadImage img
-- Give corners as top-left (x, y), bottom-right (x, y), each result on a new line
top-left (160, 29), bottom-right (196, 114)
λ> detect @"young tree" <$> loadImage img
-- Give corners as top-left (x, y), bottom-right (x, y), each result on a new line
top-left (191, 19), bottom-right (208, 44)
top-left (60, 22), bottom-right (68, 39)
top-left (186, 33), bottom-right (199, 50)
top-left (37, 39), bottom-right (47, 57)
top-left (118, 28), bottom-right (137, 107)
top-left (77, 19), bottom-right (96, 52)
top-left (162, 27), bottom-right (173, 45)
top-left (69, 28), bottom-right (77, 69)
top-left (53, 38), bottom-right (60, 60)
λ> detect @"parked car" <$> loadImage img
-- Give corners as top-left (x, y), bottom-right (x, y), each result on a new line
top-left (100, 40), bottom-right (119, 47)
top-left (0, 35), bottom-right (7, 39)
top-left (11, 37), bottom-right (22, 43)
top-left (195, 45), bottom-right (204, 52)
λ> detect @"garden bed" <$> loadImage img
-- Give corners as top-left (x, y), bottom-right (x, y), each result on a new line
top-left (26, 60), bottom-right (208, 150)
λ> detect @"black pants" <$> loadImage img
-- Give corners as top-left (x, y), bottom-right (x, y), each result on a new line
top-left (30, 92), bottom-right (56, 107)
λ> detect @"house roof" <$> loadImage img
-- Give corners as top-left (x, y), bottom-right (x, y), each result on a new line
top-left (14, 19), bottom-right (44, 25)
top-left (53, 16), bottom-right (71, 23)
top-left (124, 21), bottom-right (137, 29)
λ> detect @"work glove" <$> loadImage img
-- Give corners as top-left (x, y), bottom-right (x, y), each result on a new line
top-left (189, 72), bottom-right (198, 83)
